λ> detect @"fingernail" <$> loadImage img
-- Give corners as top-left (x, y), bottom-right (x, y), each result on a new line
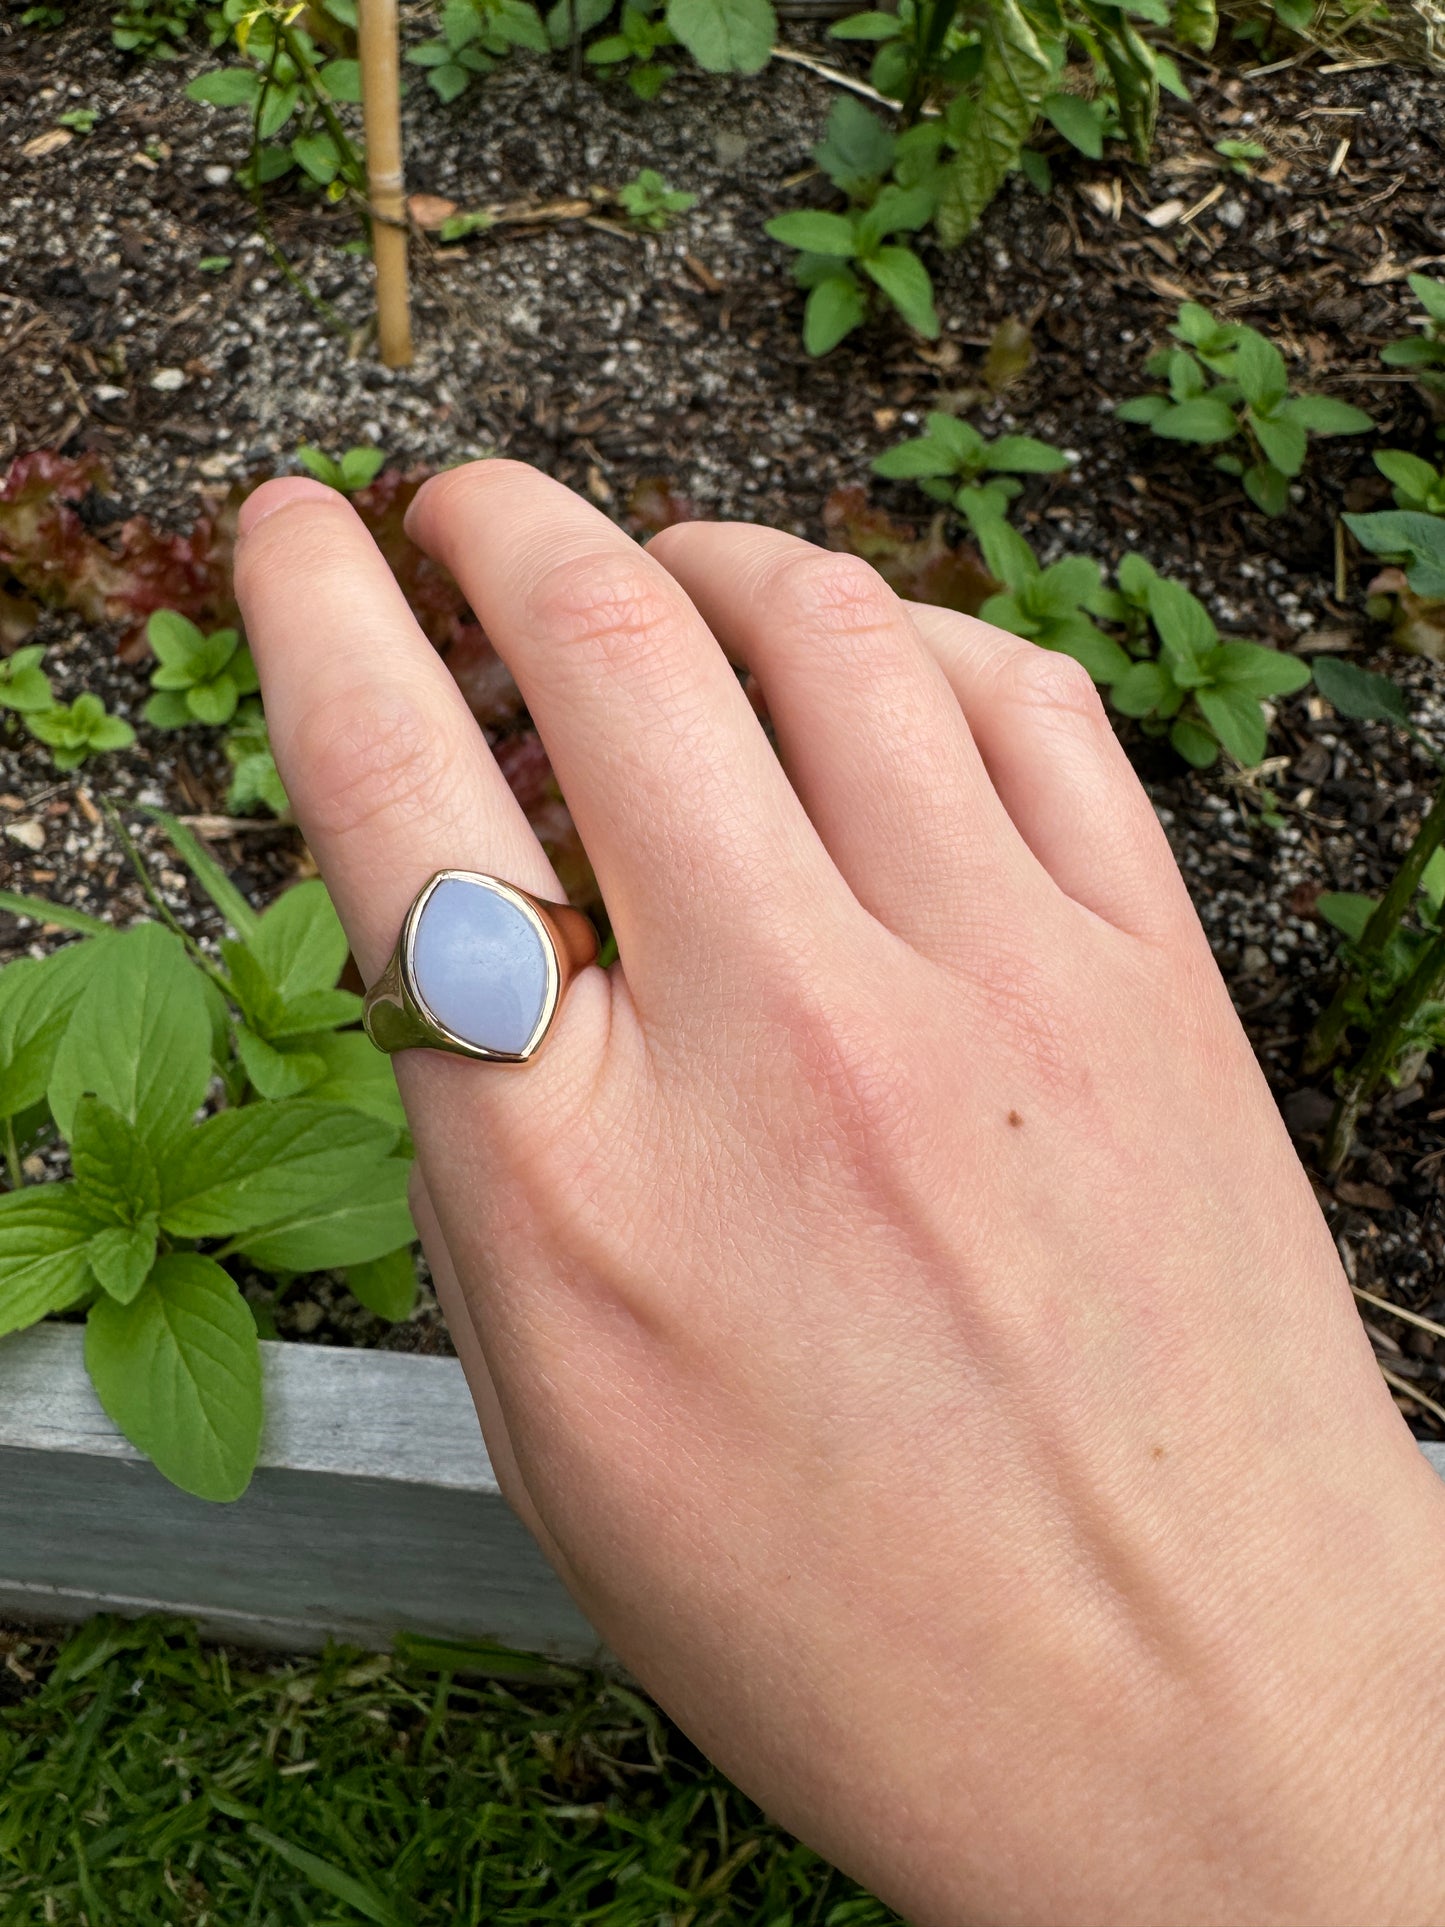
top-left (236, 476), bottom-right (339, 540)
top-left (401, 474), bottom-right (437, 541)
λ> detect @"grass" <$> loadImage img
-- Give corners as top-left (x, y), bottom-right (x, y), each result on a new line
top-left (0, 1617), bottom-right (899, 1927)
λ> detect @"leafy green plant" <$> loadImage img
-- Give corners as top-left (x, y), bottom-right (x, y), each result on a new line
top-left (1381, 273), bottom-right (1445, 400)
top-left (617, 168), bottom-right (697, 230)
top-left (22, 693), bottom-right (135, 771)
top-left (297, 443), bottom-right (386, 493)
top-left (188, 0), bottom-right (363, 195)
top-left (871, 408), bottom-right (1070, 518)
top-left (406, 0), bottom-right (549, 101)
top-left (1305, 657), bottom-right (1445, 1166)
top-left (224, 699), bottom-right (289, 817)
top-left (1344, 505), bottom-right (1445, 601)
top-left (583, 0), bottom-right (679, 95)
top-left (144, 609), bottom-right (259, 729)
top-left (969, 513), bottom-right (1129, 683)
top-left (0, 836), bottom-right (415, 1501)
top-left (0, 645), bottom-right (54, 716)
top-left (1214, 135), bottom-right (1266, 174)
top-left (56, 106), bottom-right (100, 133)
top-left (765, 186), bottom-right (939, 356)
top-left (1117, 302), bottom-right (1373, 514)
top-left (111, 0), bottom-right (201, 54)
top-left (1374, 450), bottom-right (1445, 517)
top-left (1095, 553), bottom-right (1310, 768)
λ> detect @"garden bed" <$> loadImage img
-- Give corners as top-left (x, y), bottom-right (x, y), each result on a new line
top-left (3, 0), bottom-right (1445, 1435)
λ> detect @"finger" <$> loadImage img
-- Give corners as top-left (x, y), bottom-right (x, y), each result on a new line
top-left (907, 603), bottom-right (1197, 942)
top-left (403, 463), bottom-right (840, 995)
top-left (232, 476), bottom-right (610, 1118)
top-left (647, 522), bottom-right (1047, 959)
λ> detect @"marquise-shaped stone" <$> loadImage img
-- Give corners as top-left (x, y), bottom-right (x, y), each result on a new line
top-left (410, 876), bottom-right (550, 1056)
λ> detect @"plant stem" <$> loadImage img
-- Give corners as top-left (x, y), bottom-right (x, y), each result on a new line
top-left (4, 1115), bottom-right (22, 1191)
top-left (1307, 775), bottom-right (1445, 1070)
top-left (1324, 924), bottom-right (1445, 1172)
top-left (278, 19), bottom-right (364, 190)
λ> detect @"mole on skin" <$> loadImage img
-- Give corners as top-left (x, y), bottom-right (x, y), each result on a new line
top-left (1007, 1111), bottom-right (1024, 1128)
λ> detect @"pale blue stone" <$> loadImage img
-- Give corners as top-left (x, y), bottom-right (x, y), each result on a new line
top-left (410, 877), bottom-right (549, 1054)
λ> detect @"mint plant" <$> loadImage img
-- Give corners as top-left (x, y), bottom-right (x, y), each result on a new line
top-left (969, 513), bottom-right (1130, 685)
top-left (584, 0), bottom-right (679, 96)
top-left (0, 836), bottom-right (416, 1501)
top-left (765, 186), bottom-right (938, 356)
top-left (872, 409), bottom-right (1070, 518)
top-left (144, 610), bottom-right (259, 729)
top-left (23, 693), bottom-right (135, 771)
top-left (1096, 555), bottom-right (1310, 768)
top-left (224, 699), bottom-right (289, 817)
top-left (1374, 451), bottom-right (1445, 517)
top-left (0, 645), bottom-right (54, 716)
top-left (1118, 303), bottom-right (1373, 515)
top-left (297, 443), bottom-right (386, 493)
top-left (617, 169), bottom-right (697, 231)
top-left (407, 0), bottom-right (549, 101)
top-left (1381, 273), bottom-right (1445, 400)
top-left (1344, 506), bottom-right (1445, 601)
top-left (188, 0), bottom-right (363, 193)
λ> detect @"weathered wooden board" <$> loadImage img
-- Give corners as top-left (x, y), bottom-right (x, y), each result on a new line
top-left (0, 1324), bottom-right (602, 1659)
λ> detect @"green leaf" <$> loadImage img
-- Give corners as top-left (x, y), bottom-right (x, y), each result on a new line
top-left (0, 890), bottom-right (108, 935)
top-left (1280, 394), bottom-right (1373, 436)
top-left (864, 183), bottom-right (935, 238)
top-left (1041, 92), bottom-right (1104, 158)
top-left (1146, 575), bottom-right (1215, 671)
top-left (346, 1246), bottom-right (418, 1322)
top-left (247, 880), bottom-right (350, 1004)
top-left (1231, 329), bottom-right (1288, 411)
top-left (0, 1184), bottom-right (98, 1339)
top-left (1173, 0), bottom-right (1218, 50)
top-left (85, 1253), bottom-right (263, 1503)
top-left (297, 1031), bottom-right (407, 1128)
top-left (765, 209), bottom-right (856, 257)
top-left (235, 1025), bottom-right (326, 1101)
top-left (257, 80), bottom-right (299, 140)
top-left (1109, 660), bottom-right (1172, 716)
top-left (339, 447), bottom-right (386, 490)
top-left (986, 434), bottom-right (1070, 474)
top-left (1315, 891), bottom-right (1374, 941)
top-left (1423, 847), bottom-right (1445, 918)
top-left (972, 511), bottom-right (1038, 589)
top-left (1309, 655), bottom-right (1409, 725)
top-left (246, 1826), bottom-right (412, 1927)
top-left (186, 66), bottom-right (261, 106)
top-left (1044, 620), bottom-right (1132, 683)
top-left (87, 1220), bottom-right (158, 1306)
top-left (1250, 412), bottom-right (1307, 479)
top-left (162, 1102), bottom-right (397, 1239)
top-left (802, 272), bottom-right (865, 356)
top-left (1150, 398), bottom-right (1239, 444)
top-left (236, 1158), bottom-right (415, 1272)
top-left (1344, 508), bottom-right (1445, 576)
top-left (265, 988), bottom-right (363, 1038)
top-left (1406, 272), bottom-right (1445, 325)
top-left (827, 8), bottom-right (902, 35)
top-left (0, 939), bottom-right (105, 1120)
top-left (1376, 450), bottom-right (1440, 500)
top-left (861, 246), bottom-right (938, 338)
top-left (144, 690), bottom-right (195, 730)
top-left (1196, 684), bottom-right (1267, 765)
top-left (1116, 394), bottom-right (1168, 425)
top-left (71, 1096), bottom-right (160, 1227)
top-left (1169, 715), bottom-right (1219, 768)
top-left (427, 60), bottom-right (471, 100)
top-left (48, 924), bottom-right (212, 1149)
top-left (872, 436), bottom-right (960, 480)
top-left (1207, 641), bottom-right (1310, 698)
top-left (665, 0), bottom-right (774, 72)
top-left (1243, 462), bottom-right (1289, 516)
top-left (291, 129), bottom-right (340, 185)
top-left (544, 0), bottom-right (613, 44)
top-left (812, 95), bottom-right (894, 194)
top-left (319, 55), bottom-right (362, 100)
top-left (934, 0), bottom-right (1051, 246)
top-left (186, 676), bottom-right (241, 726)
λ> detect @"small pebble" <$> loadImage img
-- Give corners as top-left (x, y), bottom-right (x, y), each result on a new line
top-left (203, 164), bottom-right (232, 186)
top-left (290, 1301), bottom-right (324, 1334)
top-left (5, 819), bottom-right (45, 852)
top-left (150, 368), bottom-right (185, 391)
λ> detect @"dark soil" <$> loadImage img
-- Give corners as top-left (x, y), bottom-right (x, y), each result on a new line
top-left (3, 4), bottom-right (1445, 1405)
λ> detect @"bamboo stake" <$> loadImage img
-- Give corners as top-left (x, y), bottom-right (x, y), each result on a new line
top-left (358, 0), bottom-right (412, 367)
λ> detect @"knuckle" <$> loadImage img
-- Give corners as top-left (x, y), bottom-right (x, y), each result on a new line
top-left (528, 548), bottom-right (682, 672)
top-left (1001, 643), bottom-right (1106, 722)
top-left (291, 680), bottom-right (452, 841)
top-left (774, 976), bottom-right (928, 1173)
top-left (773, 549), bottom-right (897, 643)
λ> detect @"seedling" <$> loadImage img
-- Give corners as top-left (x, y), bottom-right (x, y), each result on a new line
top-left (1374, 451), bottom-right (1445, 517)
top-left (1381, 273), bottom-right (1445, 399)
top-left (1214, 136), bottom-right (1266, 174)
top-left (617, 169), bottom-right (697, 232)
top-left (143, 610), bottom-right (257, 728)
top-left (0, 831), bottom-right (415, 1500)
top-left (23, 694), bottom-right (135, 771)
top-left (584, 0), bottom-right (678, 98)
top-left (1095, 554), bottom-right (1310, 768)
top-left (969, 512), bottom-right (1130, 685)
top-left (0, 646), bottom-right (54, 715)
top-left (1118, 303), bottom-right (1373, 515)
top-left (406, 0), bottom-right (550, 102)
top-left (872, 410), bottom-right (1070, 518)
top-left (224, 699), bottom-right (289, 817)
top-left (296, 443), bottom-right (386, 493)
top-left (56, 107), bottom-right (99, 134)
top-left (765, 185), bottom-right (939, 356)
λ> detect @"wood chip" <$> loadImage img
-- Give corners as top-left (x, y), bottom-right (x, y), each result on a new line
top-left (1327, 137), bottom-right (1350, 178)
top-left (683, 253), bottom-right (723, 293)
top-left (407, 193), bottom-right (458, 230)
top-left (21, 128), bottom-right (71, 159)
top-left (1143, 197), bottom-right (1187, 229)
top-left (1334, 1178), bottom-right (1396, 1211)
top-left (1179, 182), bottom-right (1227, 227)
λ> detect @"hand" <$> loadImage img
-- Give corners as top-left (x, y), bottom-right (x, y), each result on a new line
top-left (234, 462), bottom-right (1445, 1927)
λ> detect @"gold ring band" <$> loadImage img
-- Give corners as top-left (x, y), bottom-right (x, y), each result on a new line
top-left (363, 870), bottom-right (599, 1063)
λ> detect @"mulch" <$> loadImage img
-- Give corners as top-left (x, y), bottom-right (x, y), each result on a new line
top-left (2, 2), bottom-right (1445, 1406)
